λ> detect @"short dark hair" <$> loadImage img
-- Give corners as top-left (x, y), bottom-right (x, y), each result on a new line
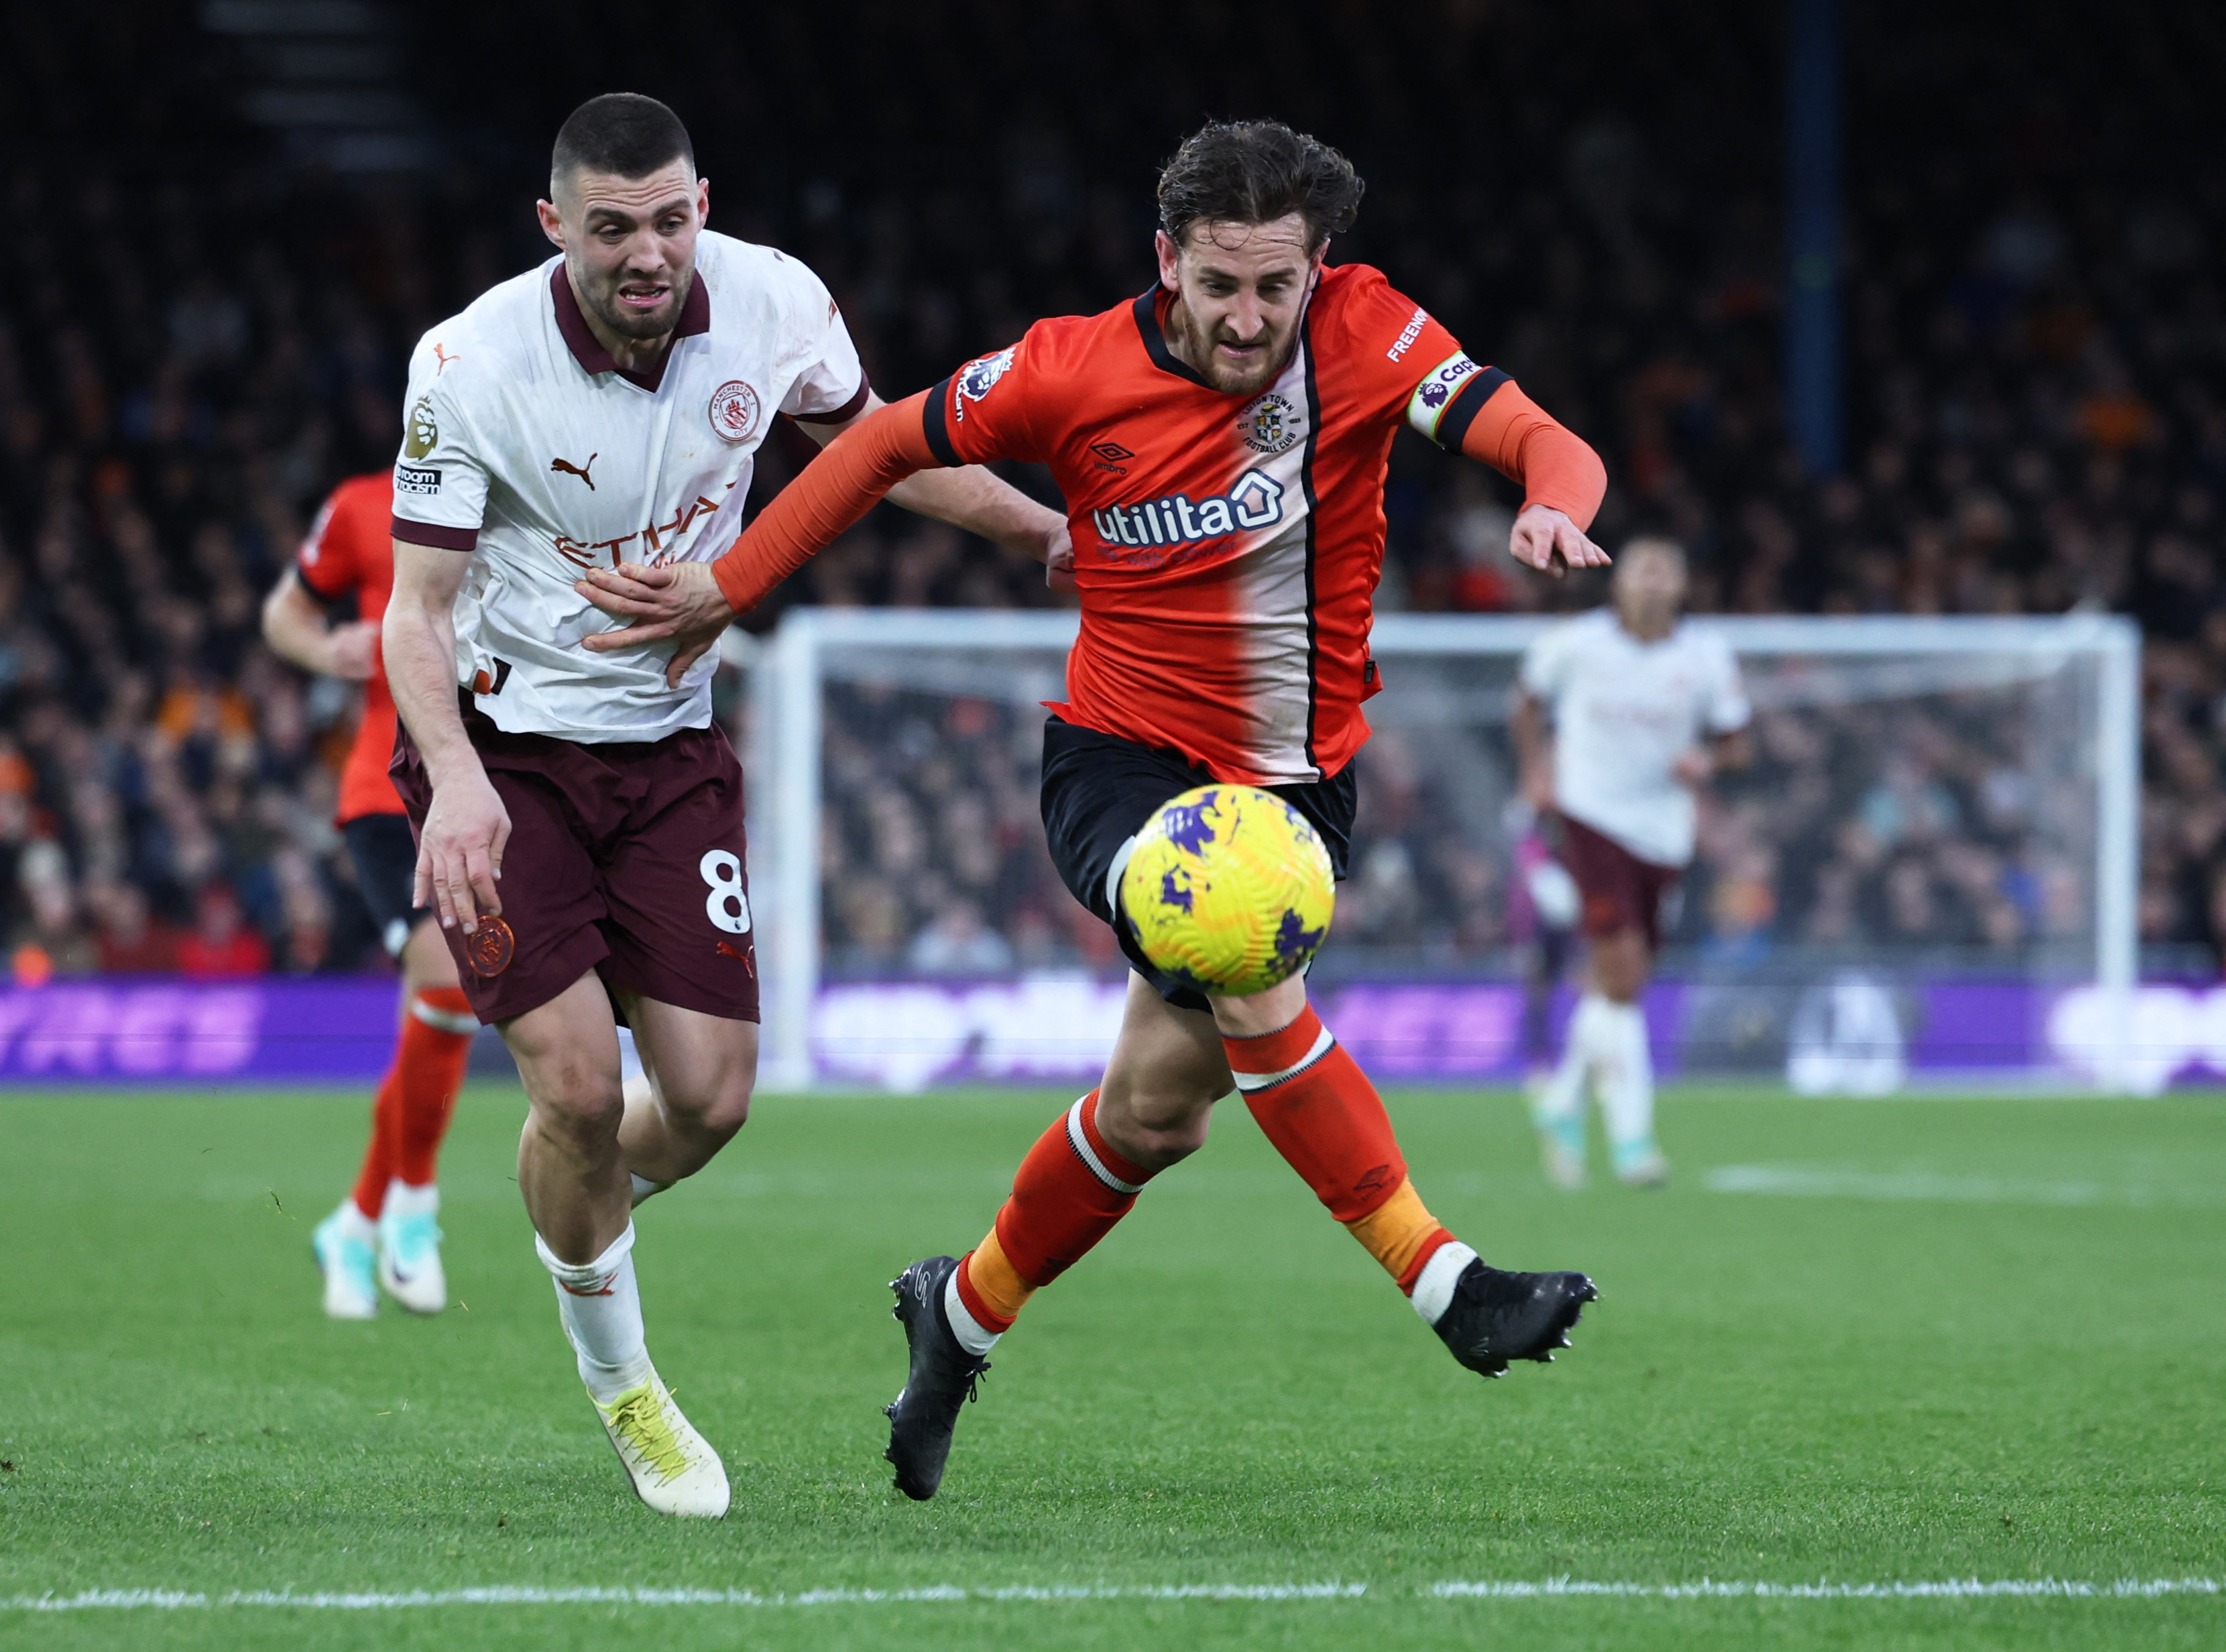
top-left (551, 93), bottom-right (695, 189)
top-left (1156, 121), bottom-right (1364, 253)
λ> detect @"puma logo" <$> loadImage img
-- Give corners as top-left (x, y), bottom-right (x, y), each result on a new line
top-left (1354, 1163), bottom-right (1395, 1197)
top-left (550, 453), bottom-right (598, 490)
top-left (432, 342), bottom-right (459, 374)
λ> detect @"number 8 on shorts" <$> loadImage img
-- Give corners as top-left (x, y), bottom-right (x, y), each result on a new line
top-left (699, 849), bottom-right (752, 935)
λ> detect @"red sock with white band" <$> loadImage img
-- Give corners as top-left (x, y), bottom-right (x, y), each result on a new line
top-left (1224, 1004), bottom-right (1475, 1323)
top-left (947, 1091), bottom-right (1158, 1356)
top-left (1223, 1005), bottom-right (1408, 1221)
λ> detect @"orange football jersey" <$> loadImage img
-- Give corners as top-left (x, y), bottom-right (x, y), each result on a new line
top-left (922, 264), bottom-right (1476, 785)
top-left (295, 472), bottom-right (404, 822)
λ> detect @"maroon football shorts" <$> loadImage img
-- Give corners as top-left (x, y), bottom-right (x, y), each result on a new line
top-left (392, 699), bottom-right (759, 1026)
top-left (1554, 811), bottom-right (1682, 954)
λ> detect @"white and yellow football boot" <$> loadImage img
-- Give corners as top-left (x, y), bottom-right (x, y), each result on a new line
top-left (593, 1366), bottom-right (730, 1519)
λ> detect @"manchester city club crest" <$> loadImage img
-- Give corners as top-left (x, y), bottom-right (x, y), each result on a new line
top-left (1239, 390), bottom-right (1303, 455)
top-left (708, 379), bottom-right (762, 443)
top-left (465, 914), bottom-right (515, 977)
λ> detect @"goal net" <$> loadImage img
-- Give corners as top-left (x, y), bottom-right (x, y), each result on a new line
top-left (732, 610), bottom-right (2138, 1094)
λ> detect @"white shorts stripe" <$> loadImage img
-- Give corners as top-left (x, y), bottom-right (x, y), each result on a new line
top-left (1229, 1026), bottom-right (1336, 1094)
top-left (1065, 1098), bottom-right (1145, 1195)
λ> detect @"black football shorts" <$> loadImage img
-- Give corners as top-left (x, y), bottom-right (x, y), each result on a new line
top-left (1037, 716), bottom-right (1357, 1012)
top-left (343, 813), bottom-right (435, 959)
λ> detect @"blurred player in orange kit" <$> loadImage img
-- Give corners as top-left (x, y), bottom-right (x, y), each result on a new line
top-left (262, 473), bottom-right (478, 1319)
top-left (581, 121), bottom-right (1610, 1500)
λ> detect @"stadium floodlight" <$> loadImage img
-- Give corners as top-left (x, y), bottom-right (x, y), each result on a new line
top-left (739, 609), bottom-right (2138, 1096)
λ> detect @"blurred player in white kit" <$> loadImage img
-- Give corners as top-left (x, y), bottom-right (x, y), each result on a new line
top-left (1512, 538), bottom-right (1750, 1187)
top-left (381, 93), bottom-right (1064, 1516)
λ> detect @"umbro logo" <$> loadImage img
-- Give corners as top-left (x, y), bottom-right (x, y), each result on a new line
top-left (550, 453), bottom-right (597, 490)
top-left (1087, 438), bottom-right (1132, 475)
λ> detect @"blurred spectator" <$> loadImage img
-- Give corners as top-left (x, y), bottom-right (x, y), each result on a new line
top-left (5, 0), bottom-right (2225, 978)
top-left (176, 884), bottom-right (270, 978)
top-left (89, 880), bottom-right (180, 974)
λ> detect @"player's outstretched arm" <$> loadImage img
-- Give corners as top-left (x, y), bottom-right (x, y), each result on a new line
top-left (577, 392), bottom-right (945, 687)
top-left (805, 391), bottom-right (1073, 593)
top-left (261, 567), bottom-right (376, 681)
top-left (385, 540), bottom-right (509, 935)
top-left (1457, 383), bottom-right (1611, 579)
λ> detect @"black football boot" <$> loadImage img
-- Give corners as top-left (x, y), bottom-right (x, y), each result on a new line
top-left (885, 1254), bottom-right (992, 1500)
top-left (1431, 1259), bottom-right (1598, 1377)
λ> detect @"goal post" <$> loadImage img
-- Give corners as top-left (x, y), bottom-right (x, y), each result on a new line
top-left (739, 609), bottom-right (2140, 1094)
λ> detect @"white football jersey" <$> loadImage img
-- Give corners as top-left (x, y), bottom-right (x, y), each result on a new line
top-left (1519, 609), bottom-right (1749, 868)
top-left (391, 231), bottom-right (866, 742)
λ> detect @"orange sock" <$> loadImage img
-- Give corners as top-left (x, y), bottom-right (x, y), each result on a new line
top-left (953, 1231), bottom-right (1033, 1333)
top-left (1343, 1177), bottom-right (1457, 1293)
top-left (1224, 1005), bottom-right (1455, 1295)
top-left (952, 1091), bottom-right (1153, 1334)
top-left (351, 987), bottom-right (475, 1214)
top-left (348, 1094), bottom-right (396, 1221)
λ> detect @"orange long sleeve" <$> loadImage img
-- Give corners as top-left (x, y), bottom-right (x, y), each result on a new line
top-left (1458, 381), bottom-right (1606, 530)
top-left (710, 391), bottom-right (939, 613)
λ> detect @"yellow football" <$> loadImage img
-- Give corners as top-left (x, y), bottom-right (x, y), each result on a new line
top-left (1119, 784), bottom-right (1336, 998)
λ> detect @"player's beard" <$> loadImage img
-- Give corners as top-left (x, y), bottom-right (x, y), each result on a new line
top-left (583, 266), bottom-right (690, 341)
top-left (1183, 314), bottom-right (1295, 399)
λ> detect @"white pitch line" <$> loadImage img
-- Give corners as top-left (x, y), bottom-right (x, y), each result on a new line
top-left (2, 1579), bottom-right (2219, 1612)
top-left (1432, 1578), bottom-right (2225, 1600)
top-left (1704, 1165), bottom-right (2226, 1208)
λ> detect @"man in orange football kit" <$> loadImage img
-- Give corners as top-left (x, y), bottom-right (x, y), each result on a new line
top-left (262, 473), bottom-right (479, 1319)
top-left (584, 121), bottom-right (1608, 1498)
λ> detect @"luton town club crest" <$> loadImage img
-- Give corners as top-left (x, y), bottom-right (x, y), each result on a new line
top-left (1239, 391), bottom-right (1302, 455)
top-left (709, 380), bottom-right (762, 443)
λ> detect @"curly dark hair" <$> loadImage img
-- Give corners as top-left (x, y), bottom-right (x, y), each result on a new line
top-left (1155, 120), bottom-right (1364, 252)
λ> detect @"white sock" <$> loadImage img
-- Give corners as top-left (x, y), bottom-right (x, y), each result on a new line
top-left (1595, 1000), bottom-right (1656, 1155)
top-left (534, 1224), bottom-right (651, 1405)
top-left (382, 1181), bottom-right (438, 1223)
top-left (1533, 995), bottom-right (1601, 1132)
top-left (630, 1173), bottom-right (670, 1207)
top-left (331, 1198), bottom-right (376, 1243)
top-left (1410, 1242), bottom-right (1480, 1325)
top-left (942, 1271), bottom-right (1001, 1356)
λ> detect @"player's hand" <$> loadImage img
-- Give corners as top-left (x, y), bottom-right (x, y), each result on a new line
top-left (1509, 505), bottom-right (1610, 580)
top-left (414, 767), bottom-right (510, 935)
top-left (577, 560), bottom-right (733, 689)
top-left (323, 620), bottom-right (379, 681)
top-left (1671, 748), bottom-right (1714, 788)
top-left (1043, 522), bottom-right (1076, 593)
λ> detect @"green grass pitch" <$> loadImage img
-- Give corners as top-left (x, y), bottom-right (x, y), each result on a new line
top-left (0, 1079), bottom-right (2220, 1650)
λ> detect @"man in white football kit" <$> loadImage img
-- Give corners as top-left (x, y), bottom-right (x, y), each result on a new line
top-left (1512, 538), bottom-right (1750, 1187)
top-left (382, 95), bottom-right (1066, 1517)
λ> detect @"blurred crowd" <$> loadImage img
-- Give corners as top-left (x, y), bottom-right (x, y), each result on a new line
top-left (3, 0), bottom-right (2222, 981)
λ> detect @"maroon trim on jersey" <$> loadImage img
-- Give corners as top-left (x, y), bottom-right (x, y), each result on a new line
top-left (549, 262), bottom-right (710, 393)
top-left (1433, 368), bottom-right (1511, 452)
top-left (786, 375), bottom-right (872, 425)
top-left (921, 376), bottom-right (961, 467)
top-left (392, 516), bottom-right (478, 552)
top-left (1131, 287), bottom-right (1214, 389)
